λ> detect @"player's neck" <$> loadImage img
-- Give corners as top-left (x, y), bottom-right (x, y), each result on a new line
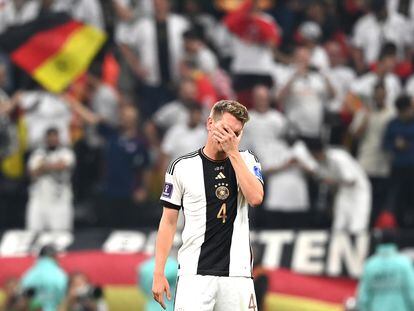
top-left (203, 143), bottom-right (227, 161)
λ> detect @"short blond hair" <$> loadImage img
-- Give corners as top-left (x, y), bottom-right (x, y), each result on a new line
top-left (210, 100), bottom-right (249, 125)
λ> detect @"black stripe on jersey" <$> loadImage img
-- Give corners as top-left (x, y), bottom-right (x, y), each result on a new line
top-left (247, 150), bottom-right (260, 163)
top-left (167, 151), bottom-right (198, 174)
top-left (160, 199), bottom-right (181, 210)
top-left (197, 150), bottom-right (238, 276)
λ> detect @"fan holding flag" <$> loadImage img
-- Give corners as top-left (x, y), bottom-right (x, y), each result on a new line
top-left (224, 0), bottom-right (280, 108)
top-left (0, 11), bottom-right (106, 94)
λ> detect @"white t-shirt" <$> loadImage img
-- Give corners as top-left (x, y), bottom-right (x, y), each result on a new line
top-left (116, 14), bottom-right (189, 86)
top-left (325, 66), bottom-right (357, 112)
top-left (350, 72), bottom-right (402, 109)
top-left (192, 47), bottom-right (219, 75)
top-left (352, 12), bottom-right (411, 64)
top-left (317, 148), bottom-right (371, 209)
top-left (91, 84), bottom-right (119, 126)
top-left (262, 141), bottom-right (315, 211)
top-left (28, 146), bottom-right (75, 204)
top-left (0, 0), bottom-right (39, 33)
top-left (241, 109), bottom-right (287, 161)
top-left (354, 107), bottom-right (395, 177)
top-left (161, 123), bottom-right (206, 160)
top-left (229, 13), bottom-right (278, 76)
top-left (405, 74), bottom-right (414, 97)
top-left (52, 0), bottom-right (104, 29)
top-left (153, 100), bottom-right (189, 131)
top-left (276, 65), bottom-right (328, 137)
top-left (19, 91), bottom-right (72, 149)
top-left (310, 46), bottom-right (330, 71)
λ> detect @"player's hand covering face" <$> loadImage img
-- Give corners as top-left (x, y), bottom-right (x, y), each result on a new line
top-left (211, 118), bottom-right (243, 155)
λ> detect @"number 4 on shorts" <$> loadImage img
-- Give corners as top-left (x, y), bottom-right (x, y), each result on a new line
top-left (248, 293), bottom-right (257, 311)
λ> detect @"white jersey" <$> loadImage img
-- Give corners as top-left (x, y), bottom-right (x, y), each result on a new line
top-left (28, 147), bottom-right (75, 203)
top-left (160, 148), bottom-right (263, 278)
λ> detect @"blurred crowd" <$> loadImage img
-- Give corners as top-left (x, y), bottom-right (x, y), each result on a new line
top-left (0, 0), bottom-right (414, 233)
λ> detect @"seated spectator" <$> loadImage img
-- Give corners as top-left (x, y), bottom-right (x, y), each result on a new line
top-left (351, 82), bottom-right (394, 225)
top-left (276, 45), bottom-right (335, 141)
top-left (351, 0), bottom-right (411, 70)
top-left (21, 245), bottom-right (68, 311)
top-left (160, 103), bottom-right (206, 171)
top-left (69, 99), bottom-right (151, 228)
top-left (308, 140), bottom-right (371, 233)
top-left (383, 95), bottom-right (414, 228)
top-left (350, 44), bottom-right (402, 109)
top-left (26, 127), bottom-right (75, 231)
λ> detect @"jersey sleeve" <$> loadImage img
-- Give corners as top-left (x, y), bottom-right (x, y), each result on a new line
top-left (244, 150), bottom-right (264, 185)
top-left (160, 162), bottom-right (184, 210)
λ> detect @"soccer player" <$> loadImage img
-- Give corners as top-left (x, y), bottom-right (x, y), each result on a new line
top-left (152, 100), bottom-right (264, 310)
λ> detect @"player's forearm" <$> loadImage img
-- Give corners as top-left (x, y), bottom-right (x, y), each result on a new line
top-left (154, 214), bottom-right (177, 275)
top-left (228, 152), bottom-right (263, 206)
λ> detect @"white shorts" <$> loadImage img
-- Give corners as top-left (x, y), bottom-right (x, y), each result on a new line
top-left (174, 275), bottom-right (257, 311)
top-left (26, 197), bottom-right (73, 231)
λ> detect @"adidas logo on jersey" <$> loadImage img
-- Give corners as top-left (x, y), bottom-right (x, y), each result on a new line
top-left (215, 172), bottom-right (226, 179)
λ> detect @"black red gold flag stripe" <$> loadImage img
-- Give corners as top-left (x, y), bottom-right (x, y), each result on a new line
top-left (0, 12), bottom-right (106, 93)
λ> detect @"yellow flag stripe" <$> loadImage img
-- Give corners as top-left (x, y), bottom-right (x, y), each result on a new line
top-left (33, 25), bottom-right (106, 93)
top-left (266, 293), bottom-right (343, 311)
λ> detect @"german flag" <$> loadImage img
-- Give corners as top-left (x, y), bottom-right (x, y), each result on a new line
top-left (0, 12), bottom-right (106, 93)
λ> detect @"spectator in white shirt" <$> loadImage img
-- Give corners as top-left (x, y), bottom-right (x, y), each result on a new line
top-left (324, 41), bottom-right (357, 143)
top-left (160, 103), bottom-right (206, 170)
top-left (351, 0), bottom-right (411, 70)
top-left (405, 74), bottom-right (414, 98)
top-left (224, 0), bottom-right (280, 108)
top-left (116, 0), bottom-right (189, 116)
top-left (309, 141), bottom-right (371, 233)
top-left (26, 128), bottom-right (75, 231)
top-left (259, 140), bottom-right (316, 228)
top-left (152, 78), bottom-right (199, 132)
top-left (182, 29), bottom-right (218, 76)
top-left (17, 91), bottom-right (72, 149)
top-left (276, 45), bottom-right (335, 140)
top-left (241, 84), bottom-right (287, 161)
top-left (351, 81), bottom-right (394, 225)
top-left (350, 44), bottom-right (402, 109)
top-left (52, 0), bottom-right (105, 30)
top-left (297, 21), bottom-right (330, 71)
top-left (0, 0), bottom-right (39, 34)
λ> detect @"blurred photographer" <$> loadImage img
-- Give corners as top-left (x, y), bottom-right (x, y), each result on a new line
top-left (66, 272), bottom-right (108, 311)
top-left (1, 277), bottom-right (40, 311)
top-left (21, 245), bottom-right (68, 311)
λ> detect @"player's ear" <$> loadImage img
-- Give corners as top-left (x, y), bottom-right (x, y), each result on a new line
top-left (206, 117), bottom-right (213, 131)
